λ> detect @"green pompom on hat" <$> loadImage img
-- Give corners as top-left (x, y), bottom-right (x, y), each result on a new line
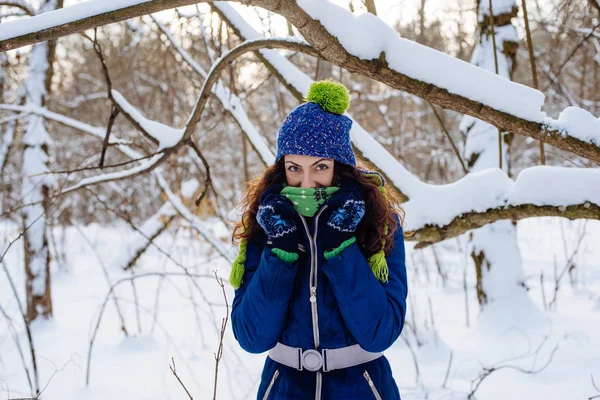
top-left (304, 80), bottom-right (350, 115)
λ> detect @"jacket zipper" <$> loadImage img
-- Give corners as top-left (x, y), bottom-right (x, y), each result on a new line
top-left (363, 370), bottom-right (382, 400)
top-left (298, 205), bottom-right (328, 400)
top-left (262, 369), bottom-right (279, 400)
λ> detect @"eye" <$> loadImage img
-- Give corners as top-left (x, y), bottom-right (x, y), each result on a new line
top-left (315, 164), bottom-right (329, 171)
top-left (287, 165), bottom-right (300, 172)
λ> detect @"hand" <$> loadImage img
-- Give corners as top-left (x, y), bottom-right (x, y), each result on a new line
top-left (256, 193), bottom-right (299, 253)
top-left (322, 186), bottom-right (366, 251)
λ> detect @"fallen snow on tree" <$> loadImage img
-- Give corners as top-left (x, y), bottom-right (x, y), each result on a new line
top-left (403, 167), bottom-right (600, 231)
top-left (112, 90), bottom-right (183, 151)
top-left (477, 0), bottom-right (518, 19)
top-left (297, 0), bottom-right (546, 122)
top-left (546, 107), bottom-right (600, 147)
top-left (0, 0), bottom-right (151, 41)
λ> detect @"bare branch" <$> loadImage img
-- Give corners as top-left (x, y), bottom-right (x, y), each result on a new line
top-left (428, 103), bottom-right (468, 175)
top-left (0, 0), bottom-right (34, 16)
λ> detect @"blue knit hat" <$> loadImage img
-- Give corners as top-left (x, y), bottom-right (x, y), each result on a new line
top-left (276, 81), bottom-right (356, 166)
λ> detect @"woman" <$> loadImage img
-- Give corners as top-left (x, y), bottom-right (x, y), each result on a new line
top-left (230, 81), bottom-right (408, 400)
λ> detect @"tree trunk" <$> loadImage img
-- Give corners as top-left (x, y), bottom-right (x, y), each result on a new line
top-left (460, 0), bottom-right (538, 325)
top-left (22, 0), bottom-right (63, 323)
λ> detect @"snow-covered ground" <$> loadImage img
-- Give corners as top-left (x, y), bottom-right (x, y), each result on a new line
top-left (1, 217), bottom-right (599, 399)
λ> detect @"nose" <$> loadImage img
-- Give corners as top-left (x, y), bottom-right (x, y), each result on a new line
top-left (301, 171), bottom-right (314, 188)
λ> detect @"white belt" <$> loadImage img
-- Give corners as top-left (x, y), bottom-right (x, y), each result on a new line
top-left (268, 342), bottom-right (382, 372)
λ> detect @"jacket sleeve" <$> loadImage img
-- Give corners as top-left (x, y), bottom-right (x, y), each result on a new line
top-left (322, 217), bottom-right (408, 353)
top-left (231, 237), bottom-right (299, 354)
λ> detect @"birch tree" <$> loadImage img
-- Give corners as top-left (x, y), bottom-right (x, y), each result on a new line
top-left (20, 0), bottom-right (63, 322)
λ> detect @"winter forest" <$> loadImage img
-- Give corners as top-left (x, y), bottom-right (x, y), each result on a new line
top-left (0, 0), bottom-right (599, 399)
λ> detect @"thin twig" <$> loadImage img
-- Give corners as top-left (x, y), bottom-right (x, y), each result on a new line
top-left (520, 0), bottom-right (545, 165)
top-left (99, 104), bottom-right (120, 168)
top-left (0, 304), bottom-right (33, 395)
top-left (468, 337), bottom-right (560, 398)
top-left (186, 138), bottom-right (212, 206)
top-left (170, 357), bottom-right (194, 399)
top-left (428, 103), bottom-right (468, 175)
top-left (74, 224), bottom-right (129, 337)
top-left (212, 270), bottom-right (229, 400)
top-left (442, 350), bottom-right (453, 388)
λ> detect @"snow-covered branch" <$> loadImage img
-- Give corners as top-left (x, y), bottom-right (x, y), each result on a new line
top-left (113, 201), bottom-right (178, 271)
top-left (405, 167), bottom-right (600, 245)
top-left (7, 98), bottom-right (599, 247)
top-left (4, 102), bottom-right (233, 260)
top-left (59, 153), bottom-right (168, 194)
top-left (3, 0), bottom-right (598, 163)
top-left (179, 36), bottom-right (320, 147)
top-left (151, 16), bottom-right (274, 165)
top-left (0, 0), bottom-right (209, 51)
top-left (111, 90), bottom-right (184, 151)
top-left (17, 39), bottom-right (314, 194)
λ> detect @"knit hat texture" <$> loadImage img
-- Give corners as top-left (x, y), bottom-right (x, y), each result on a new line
top-left (276, 81), bottom-right (355, 166)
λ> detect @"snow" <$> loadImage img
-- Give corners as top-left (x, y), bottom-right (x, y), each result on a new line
top-left (0, 0), bottom-right (151, 41)
top-left (478, 0), bottom-right (517, 20)
top-left (1, 217), bottom-right (599, 399)
top-left (404, 168), bottom-right (512, 230)
top-left (110, 202), bottom-right (177, 271)
top-left (297, 0), bottom-right (546, 123)
top-left (470, 25), bottom-right (517, 78)
top-left (511, 166), bottom-right (600, 206)
top-left (111, 90), bottom-right (183, 151)
top-left (546, 107), bottom-right (600, 146)
top-left (403, 167), bottom-right (600, 231)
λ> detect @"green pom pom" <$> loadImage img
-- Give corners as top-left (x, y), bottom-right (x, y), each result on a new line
top-left (305, 80), bottom-right (350, 115)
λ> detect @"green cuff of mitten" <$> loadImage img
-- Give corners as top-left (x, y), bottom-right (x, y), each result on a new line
top-left (324, 237), bottom-right (357, 259)
top-left (271, 248), bottom-right (299, 263)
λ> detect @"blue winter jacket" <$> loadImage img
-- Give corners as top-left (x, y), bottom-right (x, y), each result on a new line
top-left (231, 184), bottom-right (408, 400)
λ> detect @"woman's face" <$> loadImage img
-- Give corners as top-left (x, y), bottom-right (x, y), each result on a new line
top-left (284, 155), bottom-right (334, 188)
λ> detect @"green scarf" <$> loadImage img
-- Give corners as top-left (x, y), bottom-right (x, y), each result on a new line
top-left (280, 186), bottom-right (340, 217)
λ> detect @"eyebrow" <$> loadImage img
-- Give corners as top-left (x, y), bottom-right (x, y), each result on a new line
top-left (285, 158), bottom-right (331, 167)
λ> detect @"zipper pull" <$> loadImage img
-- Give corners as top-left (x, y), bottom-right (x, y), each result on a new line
top-left (310, 286), bottom-right (317, 303)
top-left (364, 371), bottom-right (374, 386)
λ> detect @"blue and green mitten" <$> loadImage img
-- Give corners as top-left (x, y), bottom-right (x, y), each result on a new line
top-left (256, 193), bottom-right (300, 263)
top-left (322, 186), bottom-right (366, 259)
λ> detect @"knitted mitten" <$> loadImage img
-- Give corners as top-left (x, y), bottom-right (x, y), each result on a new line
top-left (256, 193), bottom-right (300, 259)
top-left (322, 186), bottom-right (366, 258)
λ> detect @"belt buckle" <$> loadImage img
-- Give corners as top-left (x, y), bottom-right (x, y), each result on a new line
top-left (299, 348), bottom-right (324, 372)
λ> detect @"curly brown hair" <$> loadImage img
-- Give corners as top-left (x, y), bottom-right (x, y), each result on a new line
top-left (232, 156), bottom-right (405, 257)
